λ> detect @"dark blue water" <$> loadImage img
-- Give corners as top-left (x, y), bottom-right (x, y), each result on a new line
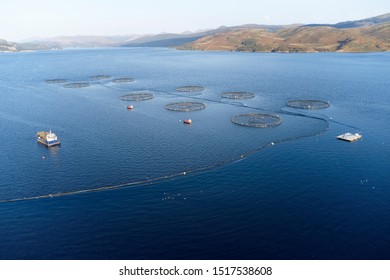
top-left (0, 48), bottom-right (389, 259)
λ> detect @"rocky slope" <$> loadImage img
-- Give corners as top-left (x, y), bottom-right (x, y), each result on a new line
top-left (0, 39), bottom-right (19, 52)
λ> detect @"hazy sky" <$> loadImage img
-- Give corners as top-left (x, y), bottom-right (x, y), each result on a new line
top-left (1, 0), bottom-right (389, 41)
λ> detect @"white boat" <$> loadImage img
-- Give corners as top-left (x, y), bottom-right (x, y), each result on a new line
top-left (36, 130), bottom-right (61, 147)
top-left (336, 132), bottom-right (362, 142)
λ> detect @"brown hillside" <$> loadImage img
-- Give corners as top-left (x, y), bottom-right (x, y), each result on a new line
top-left (179, 23), bottom-right (390, 52)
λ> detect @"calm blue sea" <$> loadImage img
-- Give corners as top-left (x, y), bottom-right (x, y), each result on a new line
top-left (0, 48), bottom-right (389, 259)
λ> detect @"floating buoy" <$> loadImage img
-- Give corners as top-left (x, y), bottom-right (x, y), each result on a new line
top-left (183, 119), bottom-right (192, 124)
top-left (126, 105), bottom-right (134, 110)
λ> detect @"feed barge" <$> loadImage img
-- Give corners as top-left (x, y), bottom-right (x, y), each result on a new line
top-left (36, 131), bottom-right (61, 147)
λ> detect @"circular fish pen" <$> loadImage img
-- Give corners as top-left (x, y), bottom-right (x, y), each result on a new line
top-left (231, 113), bottom-right (282, 128)
top-left (121, 92), bottom-right (154, 101)
top-left (176, 86), bottom-right (204, 92)
top-left (165, 101), bottom-right (206, 112)
top-left (287, 100), bottom-right (330, 110)
top-left (45, 79), bottom-right (68, 84)
top-left (64, 82), bottom-right (91, 88)
top-left (112, 78), bottom-right (135, 83)
top-left (221, 91), bottom-right (255, 99)
top-left (90, 75), bottom-right (111, 80)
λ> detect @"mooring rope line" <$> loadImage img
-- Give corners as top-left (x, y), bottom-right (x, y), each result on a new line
top-left (2, 84), bottom-right (338, 204)
top-left (96, 81), bottom-right (130, 92)
top-left (0, 119), bottom-right (328, 204)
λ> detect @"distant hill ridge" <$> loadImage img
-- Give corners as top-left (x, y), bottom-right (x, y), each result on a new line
top-left (179, 13), bottom-right (390, 52)
top-left (2, 13), bottom-right (390, 52)
top-left (0, 39), bottom-right (19, 52)
top-left (120, 24), bottom-right (298, 47)
top-left (25, 35), bottom-right (140, 48)
top-left (305, 13), bottom-right (390, 28)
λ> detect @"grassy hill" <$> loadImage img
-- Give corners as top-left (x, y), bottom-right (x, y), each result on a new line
top-left (3, 13), bottom-right (390, 53)
top-left (306, 12), bottom-right (390, 28)
top-left (178, 22), bottom-right (390, 53)
top-left (120, 25), bottom-right (295, 47)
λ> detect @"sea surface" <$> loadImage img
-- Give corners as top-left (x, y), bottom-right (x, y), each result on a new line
top-left (0, 48), bottom-right (389, 259)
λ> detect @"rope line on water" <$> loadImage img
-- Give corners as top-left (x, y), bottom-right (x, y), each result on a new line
top-left (0, 121), bottom-right (327, 204)
top-left (10, 82), bottom-right (362, 204)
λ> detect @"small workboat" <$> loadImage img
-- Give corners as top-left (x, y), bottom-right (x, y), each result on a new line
top-left (336, 132), bottom-right (362, 142)
top-left (127, 105), bottom-right (134, 110)
top-left (183, 119), bottom-right (192, 124)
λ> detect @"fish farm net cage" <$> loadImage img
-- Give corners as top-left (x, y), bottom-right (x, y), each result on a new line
top-left (90, 75), bottom-right (111, 80)
top-left (121, 92), bottom-right (155, 101)
top-left (221, 91), bottom-right (255, 99)
top-left (165, 101), bottom-right (206, 112)
top-left (45, 79), bottom-right (68, 84)
top-left (63, 82), bottom-right (91, 88)
top-left (112, 78), bottom-right (135, 83)
top-left (231, 113), bottom-right (282, 128)
top-left (287, 100), bottom-right (330, 110)
top-left (176, 86), bottom-right (205, 92)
